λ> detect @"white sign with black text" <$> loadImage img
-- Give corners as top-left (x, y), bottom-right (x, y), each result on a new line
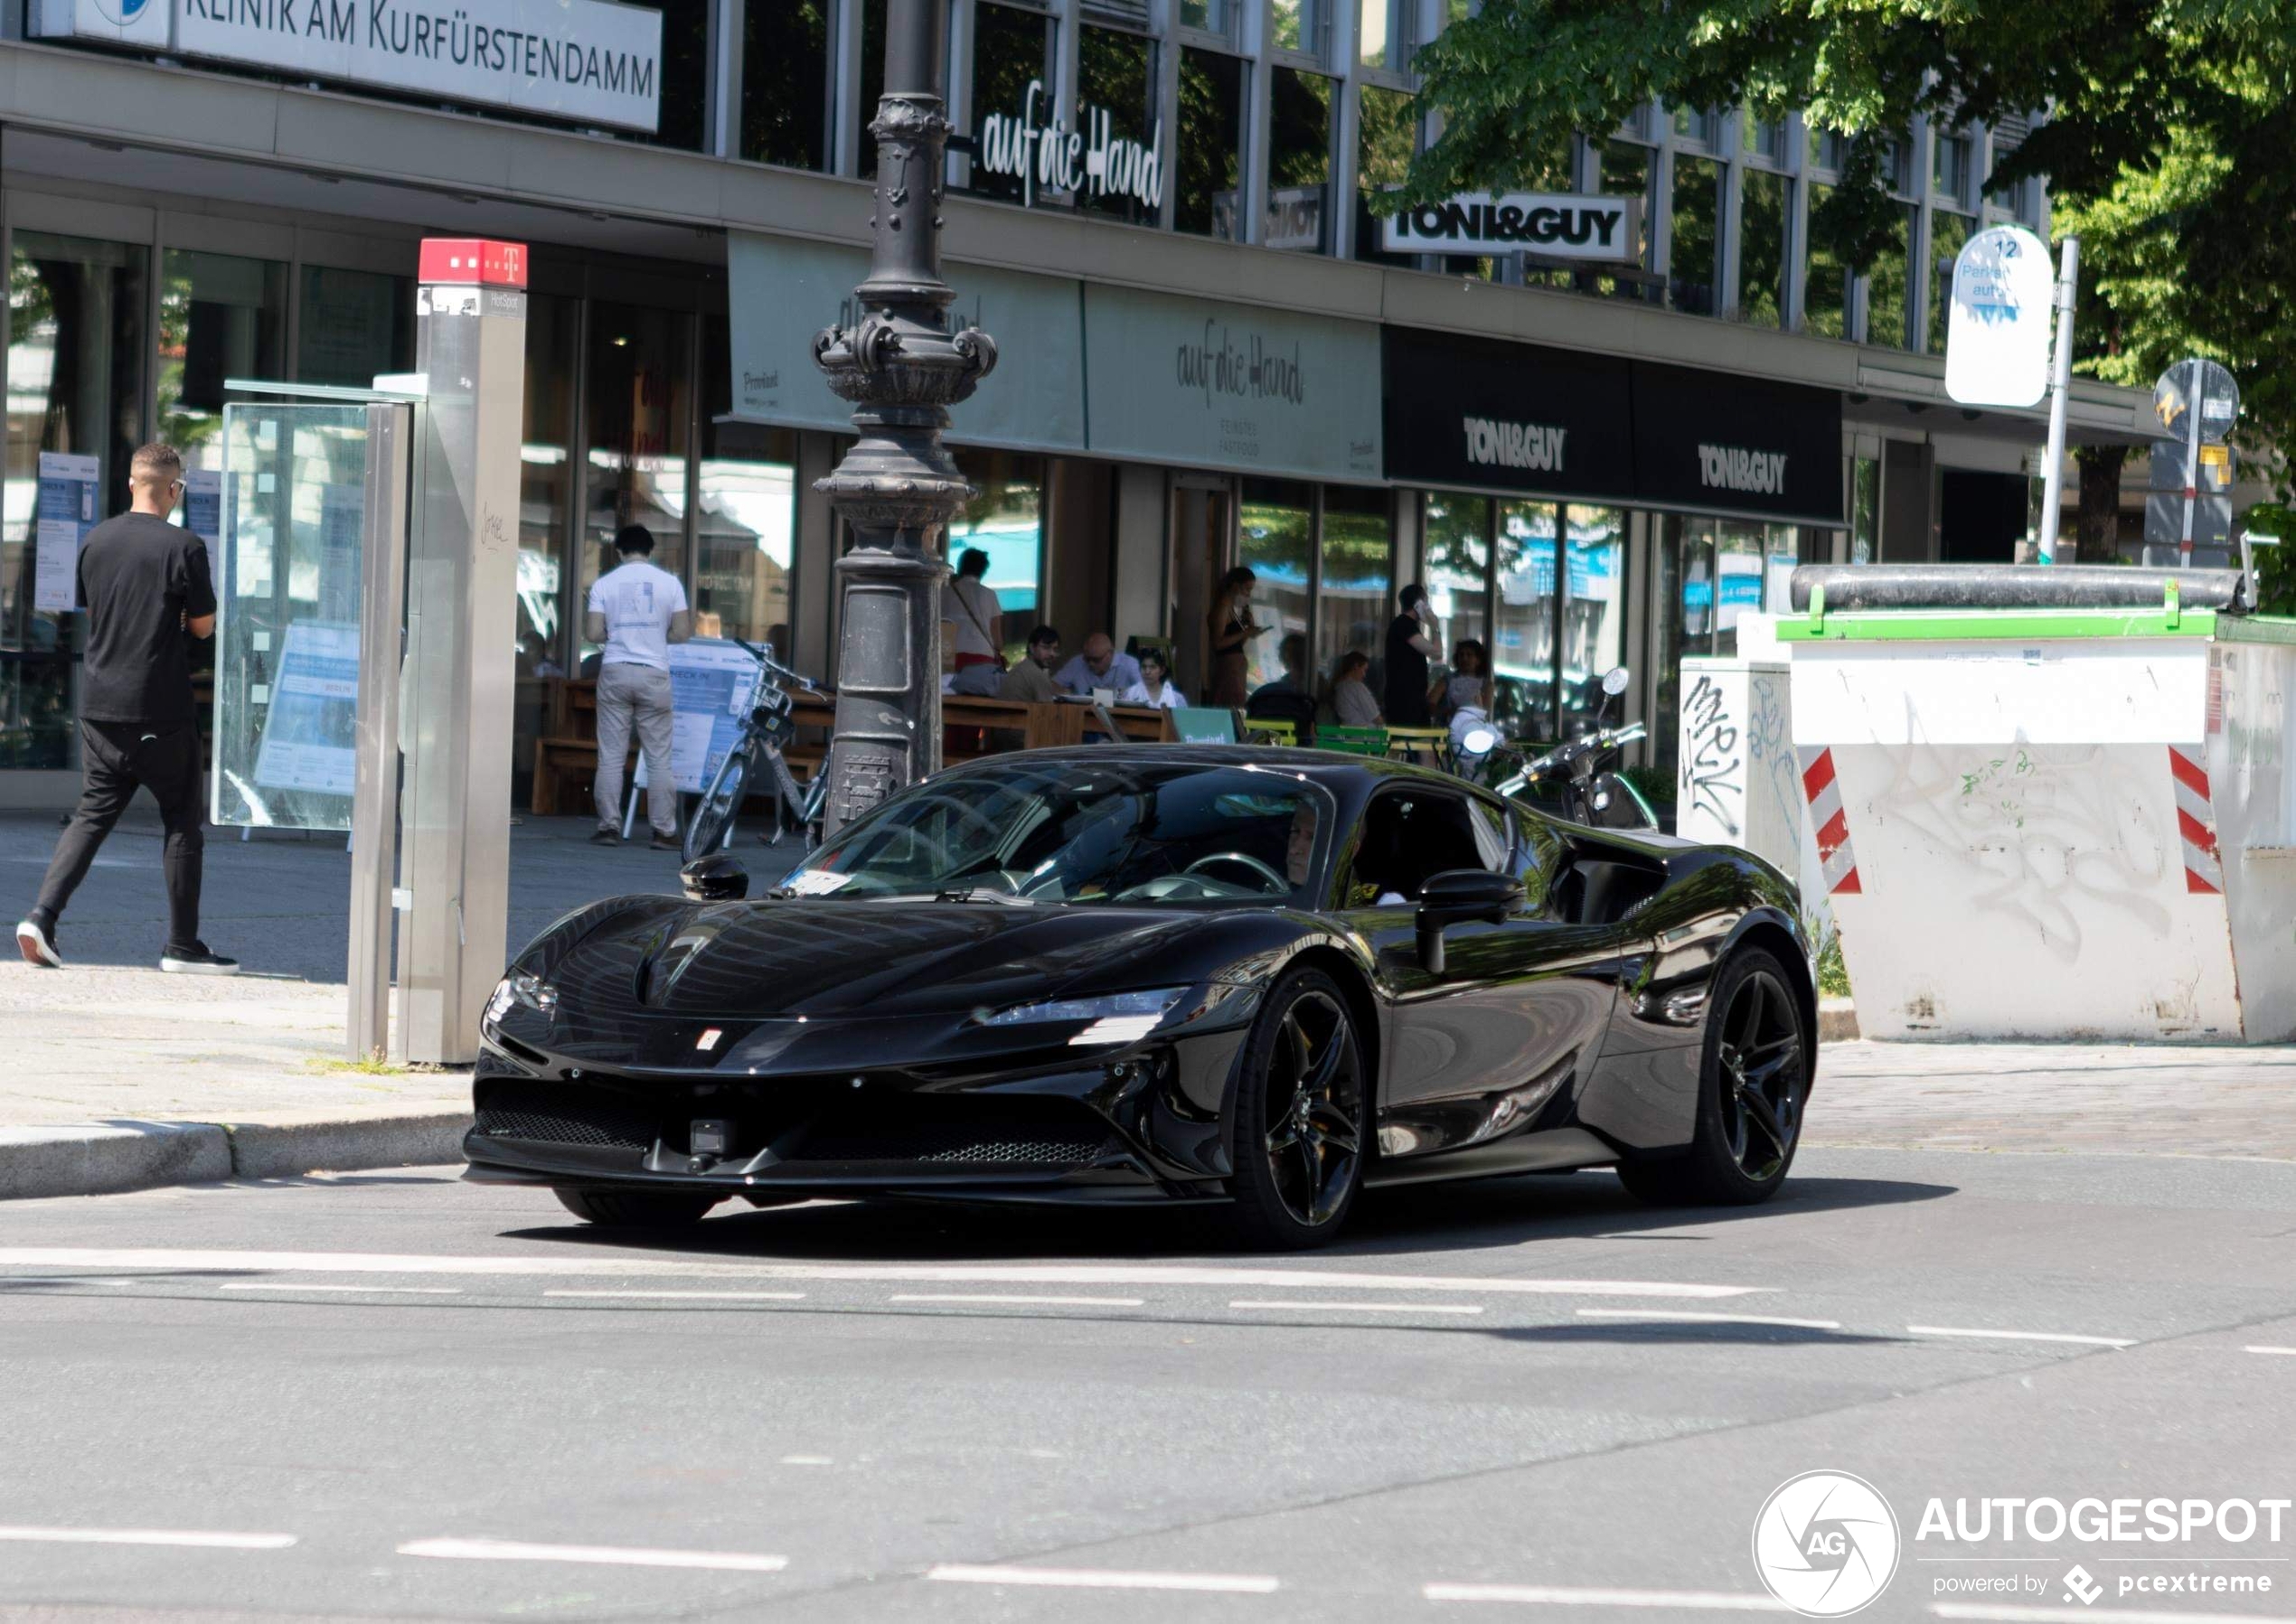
top-left (975, 79), bottom-right (1162, 211)
top-left (1381, 192), bottom-right (1641, 260)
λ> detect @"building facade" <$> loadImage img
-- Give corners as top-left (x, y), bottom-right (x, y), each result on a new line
top-left (0, 0), bottom-right (2157, 804)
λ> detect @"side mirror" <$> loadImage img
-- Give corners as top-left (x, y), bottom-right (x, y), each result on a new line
top-left (1414, 868), bottom-right (1523, 972)
top-left (1460, 726), bottom-right (1501, 757)
top-left (1601, 665), bottom-right (1631, 697)
top-left (680, 854), bottom-right (749, 903)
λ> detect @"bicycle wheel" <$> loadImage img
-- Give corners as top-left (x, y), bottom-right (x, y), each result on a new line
top-left (682, 746), bottom-right (751, 865)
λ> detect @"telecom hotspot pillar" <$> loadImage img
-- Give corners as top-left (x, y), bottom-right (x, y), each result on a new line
top-left (396, 239), bottom-right (528, 1065)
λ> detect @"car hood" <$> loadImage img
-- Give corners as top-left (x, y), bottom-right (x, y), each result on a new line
top-left (546, 898), bottom-right (1263, 1019)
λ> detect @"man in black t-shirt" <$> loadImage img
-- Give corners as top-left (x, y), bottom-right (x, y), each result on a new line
top-left (1383, 584), bottom-right (1437, 728)
top-left (16, 442), bottom-right (238, 974)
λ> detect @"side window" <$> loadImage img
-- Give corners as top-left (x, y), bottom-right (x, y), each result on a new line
top-left (1507, 805), bottom-right (1565, 913)
top-left (1348, 789), bottom-right (1489, 906)
top-left (1464, 799), bottom-right (1510, 873)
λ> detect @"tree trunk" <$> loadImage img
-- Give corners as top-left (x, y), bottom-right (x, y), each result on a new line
top-left (2073, 445), bottom-right (2130, 563)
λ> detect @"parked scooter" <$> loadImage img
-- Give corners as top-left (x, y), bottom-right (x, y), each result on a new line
top-left (1456, 666), bottom-right (1658, 831)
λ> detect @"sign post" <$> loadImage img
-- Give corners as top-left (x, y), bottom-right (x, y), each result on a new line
top-left (2035, 238), bottom-right (2080, 565)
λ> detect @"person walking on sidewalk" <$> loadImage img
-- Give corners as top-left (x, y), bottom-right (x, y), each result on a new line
top-left (16, 443), bottom-right (236, 973)
top-left (586, 523), bottom-right (690, 850)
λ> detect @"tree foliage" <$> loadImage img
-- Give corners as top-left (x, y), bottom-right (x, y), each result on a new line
top-left (1405, 1), bottom-right (2296, 493)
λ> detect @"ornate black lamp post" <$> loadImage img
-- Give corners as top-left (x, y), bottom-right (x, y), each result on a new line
top-left (814, 0), bottom-right (997, 840)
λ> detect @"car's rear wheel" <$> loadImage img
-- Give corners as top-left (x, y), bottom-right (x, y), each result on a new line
top-left (553, 1188), bottom-right (722, 1227)
top-left (1223, 968), bottom-right (1366, 1250)
top-left (1617, 946), bottom-right (1808, 1207)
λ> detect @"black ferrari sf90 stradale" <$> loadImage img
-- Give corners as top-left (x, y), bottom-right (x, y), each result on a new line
top-left (466, 746), bottom-right (1817, 1249)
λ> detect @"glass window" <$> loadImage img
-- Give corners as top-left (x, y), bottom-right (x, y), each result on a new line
top-left (4, 231), bottom-right (146, 770)
top-left (1237, 478), bottom-right (1312, 691)
top-left (1178, 48), bottom-right (1247, 239)
top-left (1077, 26), bottom-right (1159, 225)
top-left (949, 448), bottom-right (1042, 662)
top-left (1745, 111), bottom-right (1785, 164)
top-left (296, 266), bottom-right (412, 389)
top-left (1421, 493), bottom-right (1491, 675)
top-left (1812, 129), bottom-right (1849, 173)
top-left (578, 303), bottom-right (692, 663)
top-left (1266, 66), bottom-right (1333, 252)
top-left (1926, 209), bottom-right (1973, 356)
top-left (1357, 0), bottom-right (1408, 68)
top-left (1736, 168), bottom-right (1789, 328)
top-left (512, 292), bottom-right (578, 804)
top-left (1672, 105), bottom-right (1715, 146)
top-left (1668, 154), bottom-right (1721, 315)
top-left (1493, 501), bottom-right (1557, 739)
top-left (1715, 519), bottom-right (1768, 658)
top-left (967, 2), bottom-right (1057, 204)
top-left (1354, 85), bottom-right (1417, 267)
top-left (741, 0), bottom-right (830, 169)
top-left (1851, 455), bottom-right (1880, 564)
top-left (859, 0), bottom-right (888, 177)
top-left (1595, 141), bottom-right (1659, 302)
top-left (1863, 201), bottom-right (1917, 350)
top-left (1181, 0), bottom-right (1232, 33)
top-left (645, 0), bottom-right (711, 151)
top-left (1802, 181), bottom-right (1848, 338)
top-left (696, 314), bottom-right (796, 652)
top-left (1271, 0), bottom-right (1326, 57)
top-left (1934, 131), bottom-right (1971, 205)
top-left (158, 249), bottom-right (287, 478)
top-left (1559, 504), bottom-right (1625, 736)
top-left (1316, 485), bottom-right (1390, 685)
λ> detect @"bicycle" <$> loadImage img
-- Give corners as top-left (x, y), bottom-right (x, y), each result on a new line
top-left (681, 639), bottom-right (829, 864)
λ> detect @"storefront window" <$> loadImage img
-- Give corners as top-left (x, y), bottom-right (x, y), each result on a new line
top-left (1647, 513), bottom-right (1684, 785)
top-left (1803, 182), bottom-right (1847, 338)
top-left (1736, 170), bottom-right (1789, 327)
top-left (1316, 485), bottom-right (1389, 685)
top-left (696, 314), bottom-right (795, 653)
top-left (1178, 48), bottom-right (1247, 239)
top-left (1421, 492), bottom-right (1490, 685)
top-left (1354, 85), bottom-right (1416, 267)
top-left (1925, 209), bottom-right (1973, 355)
top-left (157, 249), bottom-right (287, 477)
top-left (1266, 67), bottom-right (1332, 252)
top-left (1077, 26), bottom-right (1157, 225)
top-left (1668, 154), bottom-right (1721, 315)
top-left (512, 293), bottom-right (578, 803)
top-left (1238, 479), bottom-right (1312, 690)
top-left (1863, 202), bottom-right (1917, 350)
top-left (1595, 141), bottom-right (1659, 302)
top-left (1559, 504), bottom-right (1626, 735)
top-left (296, 266), bottom-right (412, 389)
top-left (967, 2), bottom-right (1056, 204)
top-left (742, 0), bottom-right (829, 170)
top-left (4, 231), bottom-right (146, 769)
top-left (644, 0), bottom-right (710, 152)
top-left (1851, 455), bottom-right (1880, 563)
top-left (1493, 501), bottom-right (1557, 738)
top-left (949, 449), bottom-right (1043, 663)
top-left (578, 302), bottom-right (692, 662)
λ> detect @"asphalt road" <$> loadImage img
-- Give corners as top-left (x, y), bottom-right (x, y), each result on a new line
top-left (4, 1149), bottom-right (2295, 1623)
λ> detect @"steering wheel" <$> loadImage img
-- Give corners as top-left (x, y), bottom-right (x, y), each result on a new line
top-left (1183, 851), bottom-right (1290, 894)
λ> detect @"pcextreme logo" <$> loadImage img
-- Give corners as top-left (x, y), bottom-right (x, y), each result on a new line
top-left (1752, 1471), bottom-right (1903, 1617)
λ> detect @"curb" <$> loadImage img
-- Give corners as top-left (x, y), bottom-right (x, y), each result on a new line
top-left (0, 1110), bottom-right (473, 1201)
top-left (1818, 997), bottom-right (1860, 1045)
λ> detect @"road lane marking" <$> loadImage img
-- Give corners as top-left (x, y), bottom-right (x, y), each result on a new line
top-left (1228, 1300), bottom-right (1484, 1315)
top-left (398, 1538), bottom-right (786, 1572)
top-left (220, 1283), bottom-right (461, 1295)
top-left (1907, 1325), bottom-right (2134, 1348)
top-left (0, 1527), bottom-right (296, 1551)
top-left (887, 1294), bottom-right (1145, 1307)
top-left (1426, 1582), bottom-right (1787, 1610)
top-left (0, 1250), bottom-right (1768, 1299)
top-left (927, 1563), bottom-right (1278, 1593)
top-left (1934, 1604), bottom-right (2296, 1622)
top-left (542, 1290), bottom-right (807, 1301)
top-left (779, 1455), bottom-right (833, 1466)
top-left (1576, 1310), bottom-right (1842, 1330)
top-left (2246, 1345), bottom-right (2296, 1356)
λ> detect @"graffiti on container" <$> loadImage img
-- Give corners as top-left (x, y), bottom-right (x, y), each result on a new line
top-left (1879, 719), bottom-right (2168, 962)
top-left (1749, 676), bottom-right (1802, 849)
top-left (1682, 674), bottom-right (1744, 837)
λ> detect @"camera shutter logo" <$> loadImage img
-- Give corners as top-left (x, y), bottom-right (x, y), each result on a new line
top-left (1752, 1470), bottom-right (1901, 1616)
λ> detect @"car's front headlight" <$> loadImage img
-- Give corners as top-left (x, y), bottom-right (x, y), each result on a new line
top-left (485, 972), bottom-right (559, 1027)
top-left (974, 987), bottom-right (1188, 1047)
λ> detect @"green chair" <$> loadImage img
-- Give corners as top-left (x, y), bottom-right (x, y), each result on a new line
top-left (1315, 724), bottom-right (1388, 756)
top-left (1242, 718), bottom-right (1296, 746)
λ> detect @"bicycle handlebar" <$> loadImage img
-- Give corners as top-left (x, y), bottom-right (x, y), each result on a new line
top-left (733, 636), bottom-right (823, 694)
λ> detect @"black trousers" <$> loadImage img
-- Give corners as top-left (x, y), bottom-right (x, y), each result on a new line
top-left (35, 719), bottom-right (205, 951)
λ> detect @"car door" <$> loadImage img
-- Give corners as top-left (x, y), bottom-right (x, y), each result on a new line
top-left (1337, 784), bottom-right (1636, 1159)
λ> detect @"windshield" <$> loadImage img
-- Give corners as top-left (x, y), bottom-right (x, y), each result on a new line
top-left (784, 761), bottom-right (1332, 906)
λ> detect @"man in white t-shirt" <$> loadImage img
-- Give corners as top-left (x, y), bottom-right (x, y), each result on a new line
top-left (584, 525), bottom-right (691, 849)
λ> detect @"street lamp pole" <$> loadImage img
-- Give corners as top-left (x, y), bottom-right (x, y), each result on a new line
top-left (814, 0), bottom-right (997, 840)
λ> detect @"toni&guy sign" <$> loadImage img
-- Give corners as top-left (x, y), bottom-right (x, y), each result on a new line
top-left (1381, 192), bottom-right (1641, 260)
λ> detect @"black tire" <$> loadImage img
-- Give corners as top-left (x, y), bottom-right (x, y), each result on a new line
top-left (1616, 945), bottom-right (1809, 1207)
top-left (682, 749), bottom-right (751, 865)
top-left (1222, 968), bottom-right (1369, 1250)
top-left (553, 1187), bottom-right (722, 1226)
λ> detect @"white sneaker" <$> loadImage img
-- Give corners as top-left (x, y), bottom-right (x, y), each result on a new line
top-left (15, 918), bottom-right (61, 968)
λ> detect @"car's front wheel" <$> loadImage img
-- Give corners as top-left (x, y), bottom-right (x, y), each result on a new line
top-left (1223, 968), bottom-right (1367, 1250)
top-left (554, 1188), bottom-right (722, 1227)
top-left (1617, 945), bottom-right (1808, 1206)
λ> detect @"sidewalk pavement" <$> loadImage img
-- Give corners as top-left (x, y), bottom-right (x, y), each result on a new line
top-left (5, 807), bottom-right (2294, 1198)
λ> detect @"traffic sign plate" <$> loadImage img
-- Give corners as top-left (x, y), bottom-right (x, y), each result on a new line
top-left (2153, 358), bottom-right (2240, 444)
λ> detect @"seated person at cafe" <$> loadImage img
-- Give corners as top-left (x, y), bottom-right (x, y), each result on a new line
top-left (1053, 632), bottom-right (1142, 698)
top-left (1255, 633), bottom-right (1311, 696)
top-left (999, 625), bottom-right (1064, 703)
top-left (1120, 646), bottom-right (1183, 710)
top-left (1329, 650), bottom-right (1381, 727)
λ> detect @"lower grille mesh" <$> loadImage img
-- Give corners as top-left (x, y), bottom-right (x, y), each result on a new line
top-left (475, 1084), bottom-right (656, 1150)
top-left (795, 1120), bottom-right (1113, 1167)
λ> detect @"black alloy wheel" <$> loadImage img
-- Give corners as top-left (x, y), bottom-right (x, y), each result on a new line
top-left (1616, 945), bottom-right (1808, 1207)
top-left (1226, 968), bottom-right (1367, 1249)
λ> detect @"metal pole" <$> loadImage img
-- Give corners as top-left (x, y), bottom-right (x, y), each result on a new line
top-left (2036, 236), bottom-right (2079, 565)
top-left (346, 399), bottom-right (412, 1062)
top-left (814, 0), bottom-right (997, 840)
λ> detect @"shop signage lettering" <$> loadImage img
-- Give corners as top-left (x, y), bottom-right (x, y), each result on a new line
top-left (1698, 443), bottom-right (1788, 496)
top-left (976, 79), bottom-right (1162, 211)
top-left (1176, 321), bottom-right (1305, 408)
top-left (1381, 192), bottom-right (1639, 261)
top-left (1463, 416), bottom-right (1566, 474)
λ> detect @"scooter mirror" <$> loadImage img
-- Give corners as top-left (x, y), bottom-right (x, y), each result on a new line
top-left (1602, 665), bottom-right (1631, 697)
top-left (1461, 727), bottom-right (1501, 756)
